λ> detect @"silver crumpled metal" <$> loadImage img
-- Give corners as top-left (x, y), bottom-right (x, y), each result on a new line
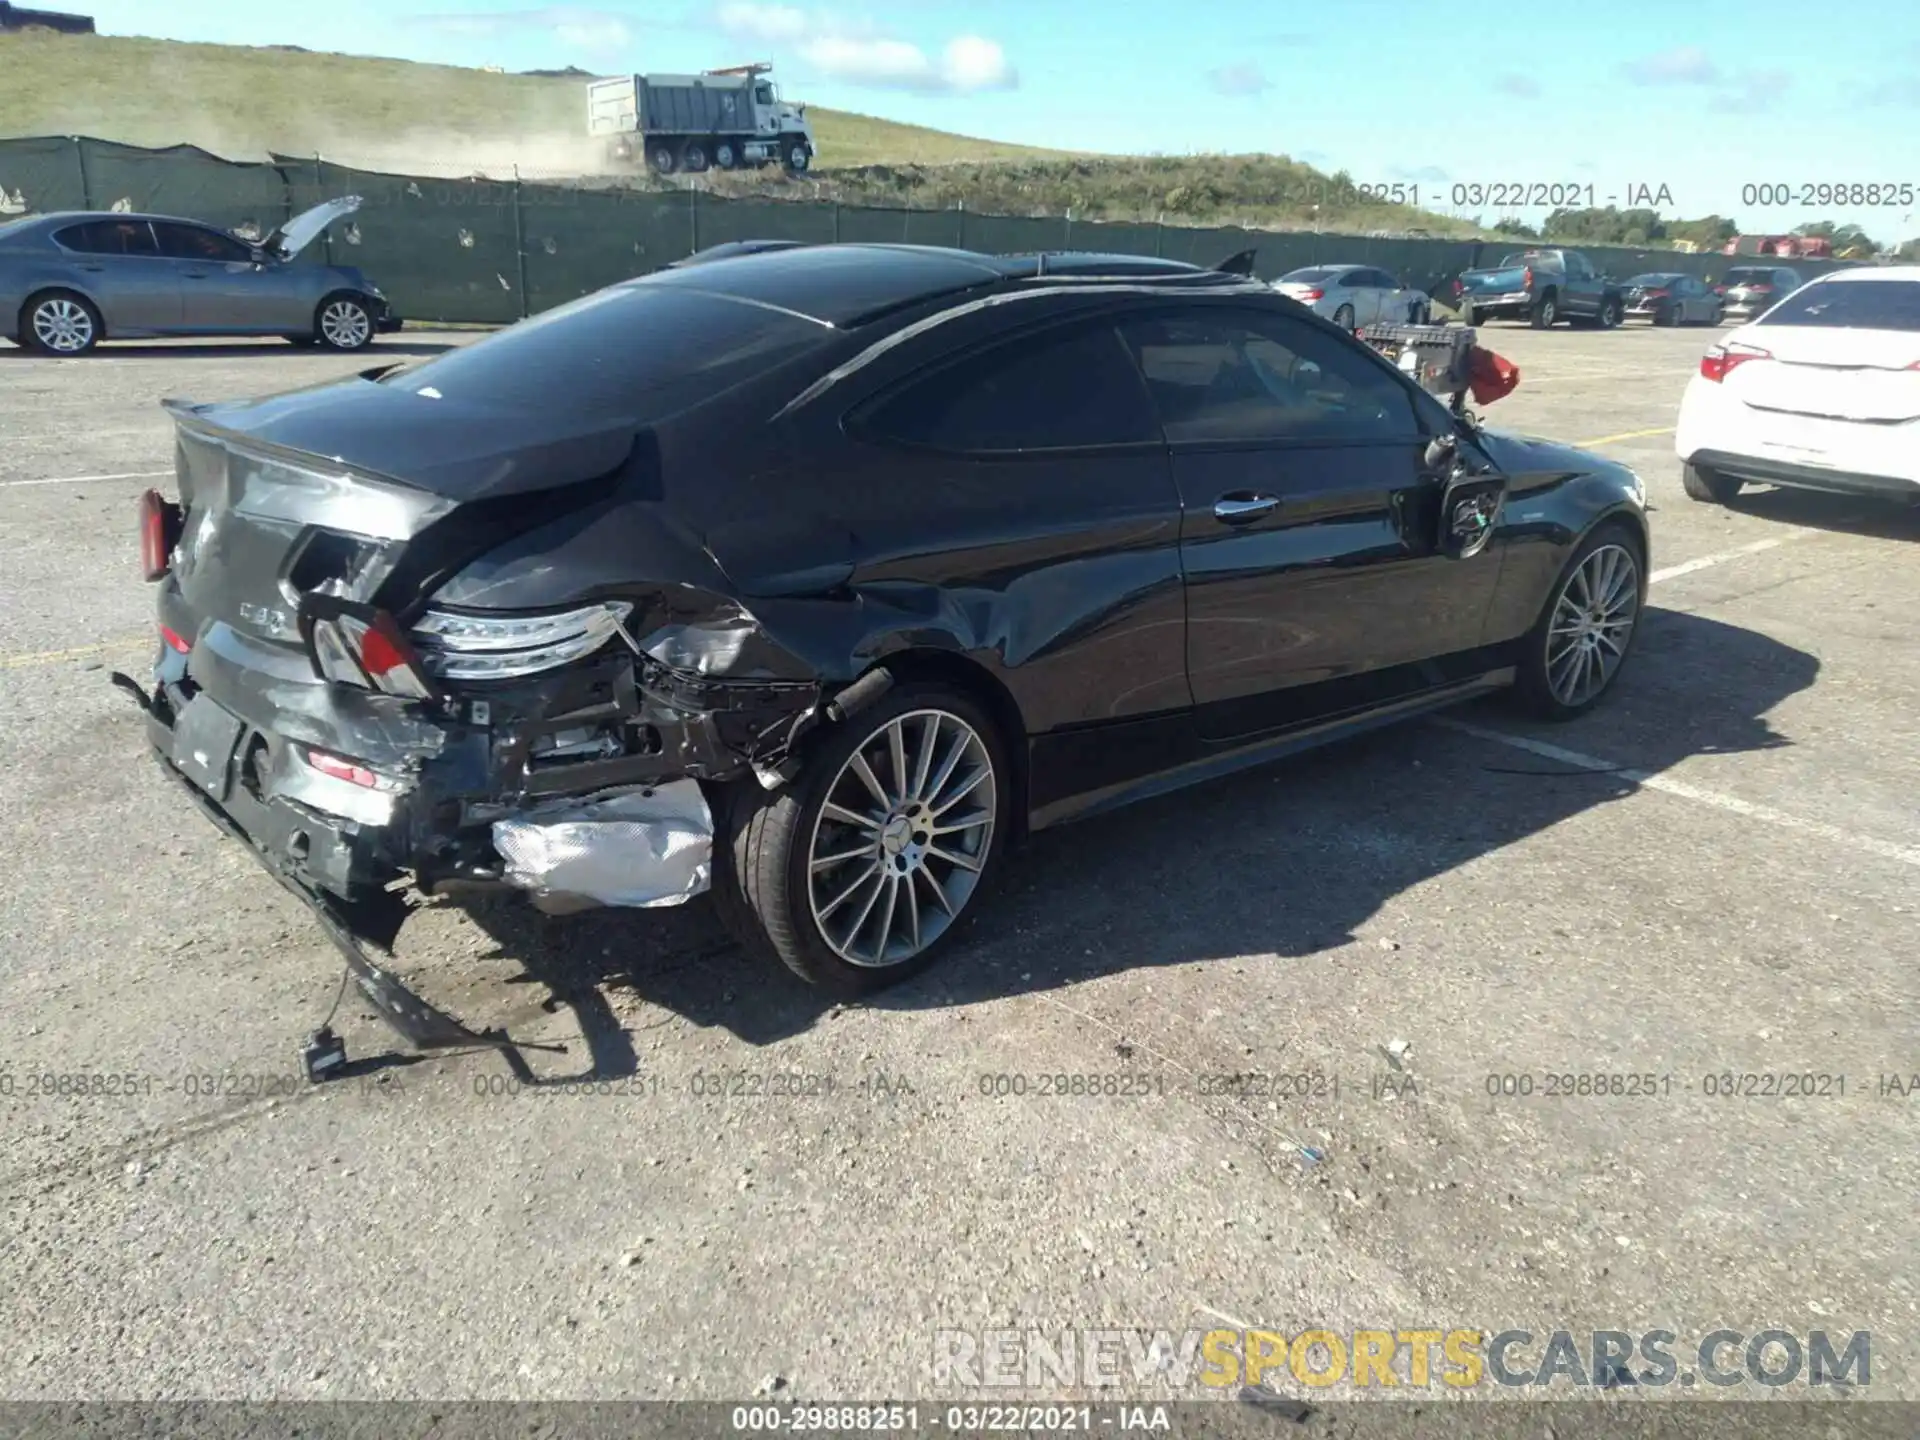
top-left (492, 779), bottom-right (713, 915)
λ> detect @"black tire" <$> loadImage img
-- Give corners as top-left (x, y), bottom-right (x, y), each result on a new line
top-left (1333, 303), bottom-right (1356, 331)
top-left (1531, 291), bottom-right (1558, 328)
top-left (683, 141), bottom-right (709, 173)
top-left (1510, 519), bottom-right (1647, 722)
top-left (313, 294), bottom-right (375, 351)
top-left (21, 289), bottom-right (102, 355)
top-left (648, 143), bottom-right (678, 175)
top-left (1658, 303), bottom-right (1680, 327)
top-left (1681, 461), bottom-right (1744, 505)
top-left (1463, 305), bottom-right (1482, 327)
top-left (782, 139), bottom-right (810, 174)
top-left (717, 679), bottom-right (1013, 994)
top-left (1597, 297), bottom-right (1623, 329)
top-left (714, 140), bottom-right (738, 170)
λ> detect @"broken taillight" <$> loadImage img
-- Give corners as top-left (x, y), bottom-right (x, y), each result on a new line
top-left (159, 623), bottom-right (192, 654)
top-left (299, 597), bottom-right (437, 699)
top-left (301, 747), bottom-right (404, 791)
top-left (139, 489), bottom-right (183, 582)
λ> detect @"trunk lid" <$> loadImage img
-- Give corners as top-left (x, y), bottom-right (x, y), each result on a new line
top-left (162, 382), bottom-right (639, 647)
top-left (1728, 328), bottom-right (1920, 422)
top-left (1461, 266), bottom-right (1527, 293)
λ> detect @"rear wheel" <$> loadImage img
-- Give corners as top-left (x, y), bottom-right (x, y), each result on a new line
top-left (648, 142), bottom-right (678, 175)
top-left (1597, 297), bottom-right (1623, 329)
top-left (714, 140), bottom-right (738, 170)
top-left (683, 141), bottom-right (709, 173)
top-left (1512, 521), bottom-right (1645, 721)
top-left (314, 295), bottom-right (374, 351)
top-left (1463, 305), bottom-right (1482, 327)
top-left (22, 290), bottom-right (101, 355)
top-left (1333, 303), bottom-right (1356, 331)
top-left (1531, 292), bottom-right (1558, 328)
top-left (717, 680), bottom-right (1010, 994)
top-left (1681, 461), bottom-right (1744, 505)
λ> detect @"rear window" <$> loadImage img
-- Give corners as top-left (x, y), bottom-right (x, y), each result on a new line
top-left (1628, 274), bottom-right (1680, 287)
top-left (1725, 269), bottom-right (1776, 285)
top-left (0, 215), bottom-right (40, 242)
top-left (1757, 279), bottom-right (1920, 332)
top-left (378, 284), bottom-right (831, 419)
top-left (1499, 252), bottom-right (1551, 267)
top-left (1279, 267), bottom-right (1340, 283)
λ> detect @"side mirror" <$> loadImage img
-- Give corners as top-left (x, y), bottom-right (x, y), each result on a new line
top-left (1438, 472), bottom-right (1505, 559)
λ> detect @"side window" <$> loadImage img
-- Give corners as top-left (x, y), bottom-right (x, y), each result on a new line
top-left (57, 220), bottom-right (158, 256)
top-left (856, 322), bottom-right (1160, 454)
top-left (153, 222), bottom-right (252, 263)
top-left (1564, 253), bottom-right (1591, 280)
top-left (1120, 309), bottom-right (1419, 445)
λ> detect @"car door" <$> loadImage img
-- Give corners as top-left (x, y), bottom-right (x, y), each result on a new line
top-left (1561, 252), bottom-right (1598, 315)
top-left (151, 221), bottom-right (301, 333)
top-left (50, 220), bottom-right (181, 332)
top-left (1118, 304), bottom-right (1505, 741)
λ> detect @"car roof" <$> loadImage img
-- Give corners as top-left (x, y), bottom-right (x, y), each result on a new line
top-left (14, 210), bottom-right (221, 229)
top-left (632, 242), bottom-right (1246, 328)
top-left (1806, 264), bottom-right (1920, 283)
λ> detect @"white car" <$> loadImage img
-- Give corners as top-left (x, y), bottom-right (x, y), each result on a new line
top-left (1674, 266), bottom-right (1920, 505)
top-left (1273, 264), bottom-right (1430, 331)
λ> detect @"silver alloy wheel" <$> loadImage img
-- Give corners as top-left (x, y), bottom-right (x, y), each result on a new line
top-left (319, 299), bottom-right (371, 348)
top-left (806, 708), bottom-right (996, 968)
top-left (32, 297), bottom-right (94, 353)
top-left (1546, 542), bottom-right (1639, 707)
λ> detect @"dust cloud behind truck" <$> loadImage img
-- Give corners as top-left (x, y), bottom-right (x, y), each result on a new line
top-left (587, 64), bottom-right (817, 175)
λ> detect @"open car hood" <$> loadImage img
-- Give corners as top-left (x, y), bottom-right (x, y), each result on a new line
top-left (265, 194), bottom-right (363, 260)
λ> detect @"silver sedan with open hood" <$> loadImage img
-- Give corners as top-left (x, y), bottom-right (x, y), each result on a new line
top-left (0, 195), bottom-right (398, 354)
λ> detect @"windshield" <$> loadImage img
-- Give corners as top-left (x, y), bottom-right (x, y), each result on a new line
top-left (1279, 267), bottom-right (1340, 283)
top-left (1757, 279), bottom-right (1920, 332)
top-left (379, 282), bottom-right (832, 420)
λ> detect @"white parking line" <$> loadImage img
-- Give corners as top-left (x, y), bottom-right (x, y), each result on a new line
top-left (1437, 719), bottom-right (1920, 869)
top-left (0, 470), bottom-right (171, 489)
top-left (1647, 532), bottom-right (1810, 584)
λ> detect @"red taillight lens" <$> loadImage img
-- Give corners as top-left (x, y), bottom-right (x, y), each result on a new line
top-left (1646, 289), bottom-right (1669, 299)
top-left (303, 748), bottom-right (380, 789)
top-left (139, 488), bottom-right (182, 582)
top-left (159, 623), bottom-right (191, 654)
top-left (302, 602), bottom-right (437, 700)
top-left (1700, 344), bottom-right (1770, 382)
top-left (1521, 267), bottom-right (1532, 289)
top-left (1301, 288), bottom-right (1323, 301)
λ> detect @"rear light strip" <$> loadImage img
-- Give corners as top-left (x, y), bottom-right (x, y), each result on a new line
top-left (1700, 343), bottom-right (1771, 383)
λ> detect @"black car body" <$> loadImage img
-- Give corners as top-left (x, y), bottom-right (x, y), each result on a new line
top-left (128, 243), bottom-right (1649, 1038)
top-left (1623, 272), bottom-right (1724, 326)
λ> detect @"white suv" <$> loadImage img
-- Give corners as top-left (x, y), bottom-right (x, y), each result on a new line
top-left (1675, 266), bottom-right (1920, 505)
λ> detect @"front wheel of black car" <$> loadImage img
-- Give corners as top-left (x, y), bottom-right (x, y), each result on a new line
top-left (719, 682), bottom-right (1011, 995)
top-left (314, 295), bottom-right (375, 351)
top-left (1512, 522), bottom-right (1645, 721)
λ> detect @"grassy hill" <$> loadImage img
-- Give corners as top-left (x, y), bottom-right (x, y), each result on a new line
top-left (0, 29), bottom-right (1472, 234)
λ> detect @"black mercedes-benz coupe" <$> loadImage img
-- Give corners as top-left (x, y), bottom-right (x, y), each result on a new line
top-left (125, 242), bottom-right (1648, 1035)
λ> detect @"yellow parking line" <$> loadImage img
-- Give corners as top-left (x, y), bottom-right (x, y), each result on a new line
top-left (0, 636), bottom-right (147, 670)
top-left (1574, 425), bottom-right (1675, 447)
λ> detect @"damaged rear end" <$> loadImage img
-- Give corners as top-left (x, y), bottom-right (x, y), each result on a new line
top-left (127, 285), bottom-right (843, 1031)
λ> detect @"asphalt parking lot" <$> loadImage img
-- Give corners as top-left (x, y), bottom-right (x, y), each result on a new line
top-left (1, 319), bottom-right (1916, 1419)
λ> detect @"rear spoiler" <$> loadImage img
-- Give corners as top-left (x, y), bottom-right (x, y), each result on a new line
top-left (1213, 248), bottom-right (1258, 277)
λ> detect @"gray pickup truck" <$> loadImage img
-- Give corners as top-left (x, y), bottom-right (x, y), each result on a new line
top-left (1456, 248), bottom-right (1625, 329)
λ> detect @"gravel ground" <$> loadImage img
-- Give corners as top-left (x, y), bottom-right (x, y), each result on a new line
top-left (0, 320), bottom-right (1915, 1430)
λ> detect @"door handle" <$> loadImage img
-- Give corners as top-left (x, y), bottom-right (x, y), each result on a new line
top-left (1213, 493), bottom-right (1279, 524)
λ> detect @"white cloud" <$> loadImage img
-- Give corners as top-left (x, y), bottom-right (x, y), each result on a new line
top-left (1621, 46), bottom-right (1721, 86)
top-left (1710, 68), bottom-right (1791, 113)
top-left (716, 5), bottom-right (1016, 92)
top-left (1206, 62), bottom-right (1270, 97)
top-left (1492, 72), bottom-right (1539, 98)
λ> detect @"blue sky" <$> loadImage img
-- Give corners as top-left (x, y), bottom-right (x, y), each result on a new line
top-left (74, 0), bottom-right (1920, 239)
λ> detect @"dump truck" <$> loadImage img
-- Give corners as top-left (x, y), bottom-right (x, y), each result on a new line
top-left (587, 63), bottom-right (816, 175)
